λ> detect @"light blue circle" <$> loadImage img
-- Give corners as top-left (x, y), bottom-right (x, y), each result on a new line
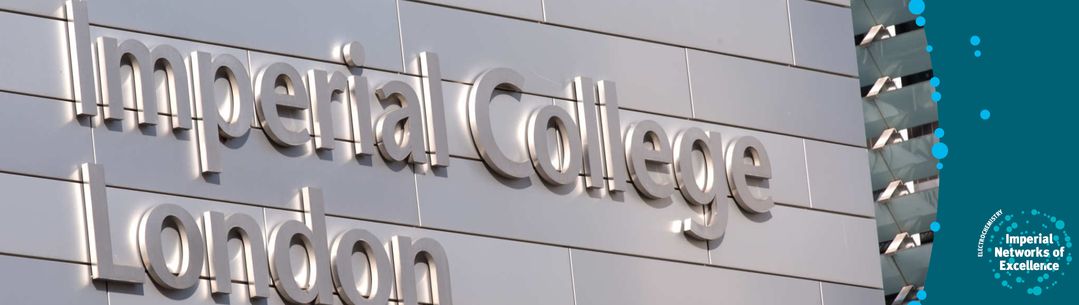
top-left (916, 290), bottom-right (927, 300)
top-left (936, 162), bottom-right (943, 170)
top-left (993, 226), bottom-right (999, 232)
top-left (908, 0), bottom-right (926, 14)
top-left (934, 127), bottom-right (944, 138)
top-left (1038, 276), bottom-right (1044, 282)
top-left (930, 221), bottom-right (941, 232)
top-left (1002, 280), bottom-right (1009, 287)
top-left (1056, 220), bottom-right (1065, 229)
top-left (931, 142), bottom-right (949, 159)
top-left (932, 92), bottom-right (942, 102)
top-left (930, 77), bottom-right (941, 87)
top-left (995, 272), bottom-right (1001, 279)
top-left (916, 16), bottom-right (926, 26)
top-left (980, 109), bottom-right (991, 120)
top-left (1031, 286), bottom-right (1042, 296)
top-left (1007, 227), bottom-right (1014, 232)
top-left (975, 50), bottom-right (982, 57)
top-left (926, 45), bottom-right (934, 52)
top-left (971, 35), bottom-right (982, 46)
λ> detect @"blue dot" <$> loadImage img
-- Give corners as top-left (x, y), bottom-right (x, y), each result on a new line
top-left (971, 35), bottom-right (982, 46)
top-left (995, 273), bottom-right (1001, 279)
top-left (932, 92), bottom-right (942, 102)
top-left (908, 0), bottom-right (926, 14)
top-left (930, 221), bottom-right (941, 232)
top-left (926, 45), bottom-right (934, 52)
top-left (1031, 286), bottom-right (1042, 296)
top-left (916, 16), bottom-right (926, 26)
top-left (1002, 280), bottom-right (1009, 287)
top-left (993, 226), bottom-right (999, 232)
top-left (1057, 220), bottom-right (1066, 230)
top-left (930, 77), bottom-right (941, 87)
top-left (975, 50), bottom-right (982, 57)
top-left (931, 142), bottom-right (949, 159)
top-left (917, 290), bottom-right (927, 300)
top-left (936, 162), bottom-right (943, 170)
top-left (980, 109), bottom-right (991, 120)
top-left (934, 127), bottom-right (944, 138)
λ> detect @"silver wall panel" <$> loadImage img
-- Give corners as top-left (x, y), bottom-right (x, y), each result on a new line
top-left (248, 51), bottom-right (563, 163)
top-left (246, 51), bottom-right (419, 144)
top-left (398, 1), bottom-right (694, 118)
top-left (91, 110), bottom-right (420, 225)
top-left (814, 0), bottom-right (851, 7)
top-left (821, 282), bottom-right (884, 305)
top-left (442, 82), bottom-right (556, 160)
top-left (618, 110), bottom-right (813, 208)
top-left (15, 0), bottom-right (404, 71)
top-left (102, 186), bottom-right (268, 280)
top-left (0, 256), bottom-right (107, 305)
top-left (415, 158), bottom-right (710, 264)
top-left (789, 0), bottom-right (859, 76)
top-left (708, 201), bottom-right (883, 288)
top-left (0, 2), bottom-right (67, 18)
top-left (88, 26), bottom-right (252, 114)
top-left (543, 0), bottom-right (794, 64)
top-left (804, 139), bottom-right (875, 217)
top-left (0, 93), bottom-right (92, 180)
top-left (107, 276), bottom-right (212, 305)
top-left (412, 0), bottom-right (544, 21)
top-left (260, 209), bottom-right (577, 305)
top-left (324, 216), bottom-right (576, 305)
top-left (688, 49), bottom-right (866, 146)
top-left (0, 173), bottom-right (86, 263)
top-left (570, 249), bottom-right (823, 305)
top-left (0, 11), bottom-right (71, 100)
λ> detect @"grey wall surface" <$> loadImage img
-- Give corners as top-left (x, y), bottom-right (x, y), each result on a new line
top-left (0, 0), bottom-right (881, 304)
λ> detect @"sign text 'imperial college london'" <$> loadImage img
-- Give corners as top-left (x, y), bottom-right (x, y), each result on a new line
top-left (62, 1), bottom-right (782, 304)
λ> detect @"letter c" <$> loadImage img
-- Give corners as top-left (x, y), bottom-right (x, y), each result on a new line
top-left (467, 68), bottom-right (532, 179)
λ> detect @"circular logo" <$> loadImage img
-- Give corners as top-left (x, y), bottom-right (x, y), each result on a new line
top-left (978, 209), bottom-right (1071, 296)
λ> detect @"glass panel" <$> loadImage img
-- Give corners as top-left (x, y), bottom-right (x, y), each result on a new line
top-left (886, 188), bottom-right (939, 234)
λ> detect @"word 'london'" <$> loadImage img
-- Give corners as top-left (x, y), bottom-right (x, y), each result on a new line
top-left (64, 1), bottom-right (780, 304)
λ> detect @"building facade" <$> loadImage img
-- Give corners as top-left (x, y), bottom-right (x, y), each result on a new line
top-left (0, 1), bottom-right (882, 305)
top-left (852, 0), bottom-right (939, 304)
